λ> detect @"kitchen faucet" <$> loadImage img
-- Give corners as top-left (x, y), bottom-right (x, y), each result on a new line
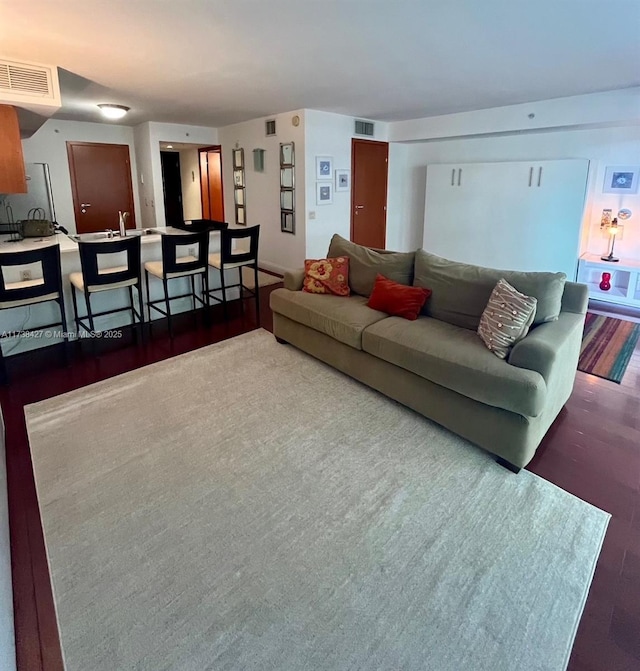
top-left (118, 211), bottom-right (130, 237)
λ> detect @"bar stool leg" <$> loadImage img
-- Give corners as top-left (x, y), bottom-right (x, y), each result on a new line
top-left (137, 283), bottom-right (145, 341)
top-left (71, 286), bottom-right (80, 335)
top-left (220, 267), bottom-right (227, 321)
top-left (202, 269), bottom-right (211, 326)
top-left (163, 278), bottom-right (173, 338)
top-left (84, 290), bottom-right (97, 356)
top-left (239, 268), bottom-right (244, 318)
top-left (85, 291), bottom-right (96, 334)
top-left (144, 270), bottom-right (152, 334)
top-left (127, 285), bottom-right (139, 344)
top-left (254, 264), bottom-right (261, 326)
top-left (0, 341), bottom-right (7, 386)
top-left (58, 297), bottom-right (71, 367)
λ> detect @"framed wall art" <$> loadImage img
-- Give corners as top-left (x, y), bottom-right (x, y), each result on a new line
top-left (316, 182), bottom-right (333, 205)
top-left (335, 169), bottom-right (350, 191)
top-left (316, 156), bottom-right (333, 180)
top-left (280, 142), bottom-right (295, 234)
top-left (603, 166), bottom-right (639, 194)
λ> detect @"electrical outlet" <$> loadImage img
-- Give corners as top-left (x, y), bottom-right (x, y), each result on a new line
top-left (308, 211), bottom-right (316, 220)
top-left (21, 270), bottom-right (32, 281)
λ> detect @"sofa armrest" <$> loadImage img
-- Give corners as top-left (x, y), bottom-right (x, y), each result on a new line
top-left (284, 268), bottom-right (305, 291)
top-left (508, 311), bottom-right (585, 382)
top-left (561, 281), bottom-right (588, 314)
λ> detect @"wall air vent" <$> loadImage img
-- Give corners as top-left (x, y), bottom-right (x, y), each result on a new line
top-left (354, 119), bottom-right (374, 137)
top-left (0, 60), bottom-right (56, 99)
top-left (265, 119), bottom-right (276, 136)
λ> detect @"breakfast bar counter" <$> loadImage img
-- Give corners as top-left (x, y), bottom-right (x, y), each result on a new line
top-left (0, 227), bottom-right (230, 355)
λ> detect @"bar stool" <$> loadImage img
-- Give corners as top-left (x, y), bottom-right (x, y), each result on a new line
top-left (208, 225), bottom-right (261, 325)
top-left (0, 244), bottom-right (68, 382)
top-left (70, 236), bottom-right (144, 340)
top-left (144, 231), bottom-right (209, 337)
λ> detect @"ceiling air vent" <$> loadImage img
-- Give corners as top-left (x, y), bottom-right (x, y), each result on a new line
top-left (265, 119), bottom-right (276, 136)
top-left (0, 60), bottom-right (55, 99)
top-left (354, 119), bottom-right (374, 137)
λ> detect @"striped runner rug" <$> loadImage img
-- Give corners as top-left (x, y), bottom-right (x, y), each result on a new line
top-left (579, 312), bottom-right (640, 383)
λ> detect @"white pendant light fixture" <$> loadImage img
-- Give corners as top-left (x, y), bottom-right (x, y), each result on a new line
top-left (97, 104), bottom-right (130, 120)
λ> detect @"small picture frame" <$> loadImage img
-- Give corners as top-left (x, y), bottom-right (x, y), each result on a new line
top-left (316, 156), bottom-right (333, 180)
top-left (280, 143), bottom-right (295, 166)
top-left (603, 166), bottom-right (639, 194)
top-left (316, 182), bottom-right (333, 205)
top-left (281, 210), bottom-right (295, 234)
top-left (335, 169), bottom-right (350, 192)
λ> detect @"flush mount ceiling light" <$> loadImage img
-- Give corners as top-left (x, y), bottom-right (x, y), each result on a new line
top-left (97, 104), bottom-right (130, 120)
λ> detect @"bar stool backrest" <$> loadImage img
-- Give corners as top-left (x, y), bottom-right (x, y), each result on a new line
top-left (78, 236), bottom-right (142, 292)
top-left (0, 244), bottom-right (63, 304)
top-left (220, 225), bottom-right (260, 266)
top-left (161, 231), bottom-right (209, 276)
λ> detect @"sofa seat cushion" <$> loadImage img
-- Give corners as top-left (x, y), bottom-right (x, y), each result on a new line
top-left (270, 288), bottom-right (388, 350)
top-left (362, 316), bottom-right (546, 417)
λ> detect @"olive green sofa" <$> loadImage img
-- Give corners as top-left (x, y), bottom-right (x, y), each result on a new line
top-left (270, 235), bottom-right (588, 471)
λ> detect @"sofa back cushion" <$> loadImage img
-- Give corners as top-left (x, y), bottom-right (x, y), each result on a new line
top-left (327, 234), bottom-right (415, 297)
top-left (413, 249), bottom-right (566, 329)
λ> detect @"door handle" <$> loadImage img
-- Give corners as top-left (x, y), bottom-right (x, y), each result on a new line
top-left (528, 167), bottom-right (533, 187)
top-left (355, 205), bottom-right (364, 209)
top-left (537, 167), bottom-right (543, 187)
top-left (451, 169), bottom-right (455, 186)
top-left (457, 169), bottom-right (462, 186)
top-left (81, 203), bottom-right (91, 207)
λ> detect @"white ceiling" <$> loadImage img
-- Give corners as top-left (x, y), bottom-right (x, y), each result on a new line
top-left (1, 0), bottom-right (639, 128)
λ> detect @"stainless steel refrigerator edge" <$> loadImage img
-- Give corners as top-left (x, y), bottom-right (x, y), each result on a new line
top-left (0, 163), bottom-right (56, 225)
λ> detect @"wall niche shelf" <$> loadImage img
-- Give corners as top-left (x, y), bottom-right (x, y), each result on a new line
top-left (577, 253), bottom-right (640, 307)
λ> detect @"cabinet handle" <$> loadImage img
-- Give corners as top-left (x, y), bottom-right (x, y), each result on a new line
top-left (451, 169), bottom-right (455, 186)
top-left (537, 167), bottom-right (542, 187)
top-left (457, 168), bottom-right (462, 186)
top-left (528, 167), bottom-right (533, 187)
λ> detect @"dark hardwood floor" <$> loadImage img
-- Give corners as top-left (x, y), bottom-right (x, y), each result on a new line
top-left (2, 289), bottom-right (639, 671)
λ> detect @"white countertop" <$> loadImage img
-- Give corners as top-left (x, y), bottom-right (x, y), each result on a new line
top-left (0, 232), bottom-right (76, 253)
top-left (0, 227), bottom-right (221, 255)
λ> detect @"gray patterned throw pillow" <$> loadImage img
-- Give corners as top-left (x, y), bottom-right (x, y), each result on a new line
top-left (478, 279), bottom-right (537, 359)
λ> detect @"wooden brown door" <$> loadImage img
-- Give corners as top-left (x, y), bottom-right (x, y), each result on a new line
top-left (351, 139), bottom-right (388, 249)
top-left (199, 146), bottom-right (224, 221)
top-left (67, 142), bottom-right (136, 234)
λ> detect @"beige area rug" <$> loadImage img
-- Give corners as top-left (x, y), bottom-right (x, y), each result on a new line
top-left (26, 330), bottom-right (609, 671)
top-left (241, 267), bottom-right (282, 289)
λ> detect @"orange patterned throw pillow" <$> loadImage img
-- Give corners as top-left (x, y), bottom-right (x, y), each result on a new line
top-left (303, 257), bottom-right (350, 296)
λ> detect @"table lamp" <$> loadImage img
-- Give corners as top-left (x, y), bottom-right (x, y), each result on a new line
top-left (601, 217), bottom-right (621, 262)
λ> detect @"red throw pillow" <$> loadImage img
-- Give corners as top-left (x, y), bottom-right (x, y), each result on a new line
top-left (302, 257), bottom-right (350, 296)
top-left (367, 274), bottom-right (431, 320)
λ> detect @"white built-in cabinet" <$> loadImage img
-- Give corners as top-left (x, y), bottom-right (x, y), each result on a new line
top-left (423, 159), bottom-right (590, 279)
top-left (577, 254), bottom-right (640, 307)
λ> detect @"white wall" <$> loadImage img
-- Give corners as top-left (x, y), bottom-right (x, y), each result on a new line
top-left (388, 125), bottom-right (640, 260)
top-left (303, 110), bottom-right (389, 258)
top-left (133, 122), bottom-right (156, 229)
top-left (390, 88), bottom-right (640, 143)
top-left (21, 119), bottom-right (141, 234)
top-left (218, 110), bottom-right (306, 273)
top-left (179, 148), bottom-right (202, 220)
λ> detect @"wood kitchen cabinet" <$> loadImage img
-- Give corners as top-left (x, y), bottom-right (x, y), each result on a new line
top-left (0, 104), bottom-right (27, 193)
